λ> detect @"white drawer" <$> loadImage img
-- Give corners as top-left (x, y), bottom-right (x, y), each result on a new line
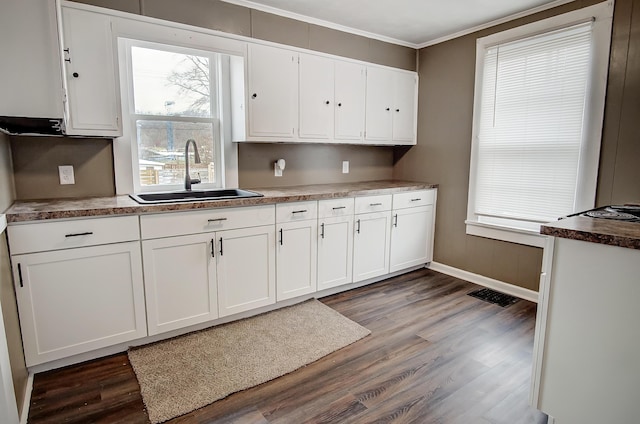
top-left (318, 198), bottom-right (355, 219)
top-left (276, 201), bottom-right (318, 223)
top-left (8, 216), bottom-right (140, 255)
top-left (354, 194), bottom-right (392, 214)
top-left (392, 189), bottom-right (435, 210)
top-left (140, 205), bottom-right (275, 239)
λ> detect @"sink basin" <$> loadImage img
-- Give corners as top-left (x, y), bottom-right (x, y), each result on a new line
top-left (130, 189), bottom-right (263, 204)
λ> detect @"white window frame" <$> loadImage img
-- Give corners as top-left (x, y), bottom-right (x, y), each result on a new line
top-left (466, 1), bottom-right (614, 248)
top-left (111, 16), bottom-right (245, 195)
top-left (121, 38), bottom-right (223, 193)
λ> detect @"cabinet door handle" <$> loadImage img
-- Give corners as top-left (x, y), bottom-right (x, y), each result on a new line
top-left (385, 107), bottom-right (390, 111)
top-left (63, 48), bottom-right (71, 63)
top-left (394, 214), bottom-right (398, 227)
top-left (72, 72), bottom-right (79, 78)
top-left (251, 93), bottom-right (257, 99)
top-left (208, 217), bottom-right (227, 223)
top-left (17, 263), bottom-right (23, 288)
top-left (356, 219), bottom-right (361, 234)
top-left (291, 210), bottom-right (308, 214)
top-left (320, 223), bottom-right (325, 239)
top-left (332, 206), bottom-right (346, 210)
top-left (369, 203), bottom-right (383, 206)
top-left (211, 239), bottom-right (215, 258)
top-left (411, 198), bottom-right (422, 202)
top-left (325, 100), bottom-right (330, 105)
top-left (279, 228), bottom-right (283, 245)
top-left (65, 232), bottom-right (93, 238)
top-left (337, 102), bottom-right (342, 107)
top-left (219, 237), bottom-right (223, 256)
top-left (395, 109), bottom-right (400, 112)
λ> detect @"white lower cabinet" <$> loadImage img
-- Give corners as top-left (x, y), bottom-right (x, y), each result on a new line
top-left (317, 198), bottom-right (355, 290)
top-left (140, 205), bottom-right (277, 330)
top-left (217, 225), bottom-right (276, 317)
top-left (142, 233), bottom-right (218, 336)
top-left (275, 201), bottom-right (318, 301)
top-left (389, 190), bottom-right (436, 273)
top-left (12, 241), bottom-right (146, 366)
top-left (353, 211), bottom-right (392, 282)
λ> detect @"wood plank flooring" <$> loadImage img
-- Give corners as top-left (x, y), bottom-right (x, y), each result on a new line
top-left (28, 269), bottom-right (547, 423)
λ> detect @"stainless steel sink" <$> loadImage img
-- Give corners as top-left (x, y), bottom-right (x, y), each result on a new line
top-left (130, 189), bottom-right (263, 204)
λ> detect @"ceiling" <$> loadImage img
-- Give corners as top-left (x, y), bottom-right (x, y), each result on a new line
top-left (221, 0), bottom-right (575, 48)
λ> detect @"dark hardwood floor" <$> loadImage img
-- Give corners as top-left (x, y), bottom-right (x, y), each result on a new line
top-left (28, 269), bottom-right (547, 424)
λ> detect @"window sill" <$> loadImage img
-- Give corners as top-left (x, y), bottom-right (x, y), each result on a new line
top-left (465, 220), bottom-right (547, 248)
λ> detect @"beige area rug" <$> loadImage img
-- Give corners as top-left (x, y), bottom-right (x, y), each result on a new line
top-left (128, 299), bottom-right (371, 423)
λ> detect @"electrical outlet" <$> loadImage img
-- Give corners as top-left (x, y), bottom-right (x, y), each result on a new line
top-left (58, 165), bottom-right (75, 185)
top-left (274, 162), bottom-right (283, 177)
top-left (342, 161), bottom-right (349, 174)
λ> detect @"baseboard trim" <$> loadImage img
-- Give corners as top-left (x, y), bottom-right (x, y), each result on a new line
top-left (19, 373), bottom-right (33, 424)
top-left (428, 262), bottom-right (539, 303)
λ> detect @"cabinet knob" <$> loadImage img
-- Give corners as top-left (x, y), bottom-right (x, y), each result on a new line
top-left (72, 72), bottom-right (79, 78)
top-left (386, 107), bottom-right (390, 111)
top-left (338, 103), bottom-right (342, 107)
top-left (251, 93), bottom-right (257, 99)
top-left (395, 109), bottom-right (400, 112)
top-left (325, 100), bottom-right (330, 105)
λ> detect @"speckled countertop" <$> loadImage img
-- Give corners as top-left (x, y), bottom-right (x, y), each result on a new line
top-left (5, 180), bottom-right (438, 223)
top-left (541, 216), bottom-right (640, 250)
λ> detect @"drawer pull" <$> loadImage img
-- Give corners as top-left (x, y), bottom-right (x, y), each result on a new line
top-left (211, 239), bottom-right (215, 258)
top-left (65, 232), bottom-right (93, 238)
top-left (17, 263), bottom-right (23, 288)
top-left (320, 223), bottom-right (325, 239)
top-left (369, 203), bottom-right (383, 206)
top-left (410, 198), bottom-right (422, 202)
top-left (394, 214), bottom-right (398, 227)
top-left (356, 219), bottom-right (361, 234)
top-left (291, 210), bottom-right (308, 214)
top-left (219, 237), bottom-right (223, 256)
top-left (208, 218), bottom-right (227, 223)
top-left (332, 206), bottom-right (346, 210)
top-left (279, 228), bottom-right (283, 245)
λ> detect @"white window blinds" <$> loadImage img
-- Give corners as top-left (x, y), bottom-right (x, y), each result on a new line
top-left (473, 21), bottom-right (594, 224)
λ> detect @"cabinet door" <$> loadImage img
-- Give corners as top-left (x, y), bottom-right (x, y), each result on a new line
top-left (392, 71), bottom-right (418, 144)
top-left (59, 6), bottom-right (121, 136)
top-left (299, 53), bottom-right (334, 140)
top-left (276, 220), bottom-right (318, 301)
top-left (334, 61), bottom-right (365, 142)
top-left (353, 211), bottom-right (392, 283)
top-left (247, 44), bottom-right (298, 139)
top-left (142, 234), bottom-right (218, 336)
top-left (317, 216), bottom-right (354, 290)
top-left (217, 225), bottom-right (276, 317)
top-left (364, 66), bottom-right (394, 144)
top-left (12, 242), bottom-right (146, 366)
top-left (389, 205), bottom-right (433, 273)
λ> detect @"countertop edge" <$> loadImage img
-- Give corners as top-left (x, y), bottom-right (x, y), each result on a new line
top-left (5, 181), bottom-right (439, 223)
top-left (541, 220), bottom-right (640, 250)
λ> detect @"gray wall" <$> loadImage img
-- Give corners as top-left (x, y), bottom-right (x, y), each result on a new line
top-left (8, 0), bottom-right (414, 201)
top-left (0, 132), bottom-right (27, 417)
top-left (394, 0), bottom-right (640, 291)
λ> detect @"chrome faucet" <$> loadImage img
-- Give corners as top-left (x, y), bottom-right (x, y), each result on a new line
top-left (184, 139), bottom-right (201, 191)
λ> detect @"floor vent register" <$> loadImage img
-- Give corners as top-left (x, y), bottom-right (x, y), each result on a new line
top-left (467, 288), bottom-right (519, 307)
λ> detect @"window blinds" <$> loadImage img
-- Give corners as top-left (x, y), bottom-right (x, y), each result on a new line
top-left (474, 21), bottom-right (594, 224)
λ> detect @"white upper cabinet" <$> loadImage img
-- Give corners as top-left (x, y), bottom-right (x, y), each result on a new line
top-left (392, 71), bottom-right (419, 144)
top-left (299, 53), bottom-right (334, 140)
top-left (247, 43), bottom-right (298, 139)
top-left (365, 67), bottom-right (418, 145)
top-left (0, 0), bottom-right (63, 119)
top-left (364, 67), bottom-right (394, 143)
top-left (58, 4), bottom-right (122, 136)
top-left (334, 60), bottom-right (366, 142)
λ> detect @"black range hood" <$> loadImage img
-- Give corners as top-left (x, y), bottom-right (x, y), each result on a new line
top-left (0, 116), bottom-right (64, 136)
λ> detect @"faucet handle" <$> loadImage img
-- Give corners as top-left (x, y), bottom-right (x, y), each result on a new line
top-left (191, 172), bottom-right (201, 185)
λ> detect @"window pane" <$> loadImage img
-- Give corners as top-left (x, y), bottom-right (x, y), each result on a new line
top-left (131, 46), bottom-right (212, 117)
top-left (136, 120), bottom-right (216, 187)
